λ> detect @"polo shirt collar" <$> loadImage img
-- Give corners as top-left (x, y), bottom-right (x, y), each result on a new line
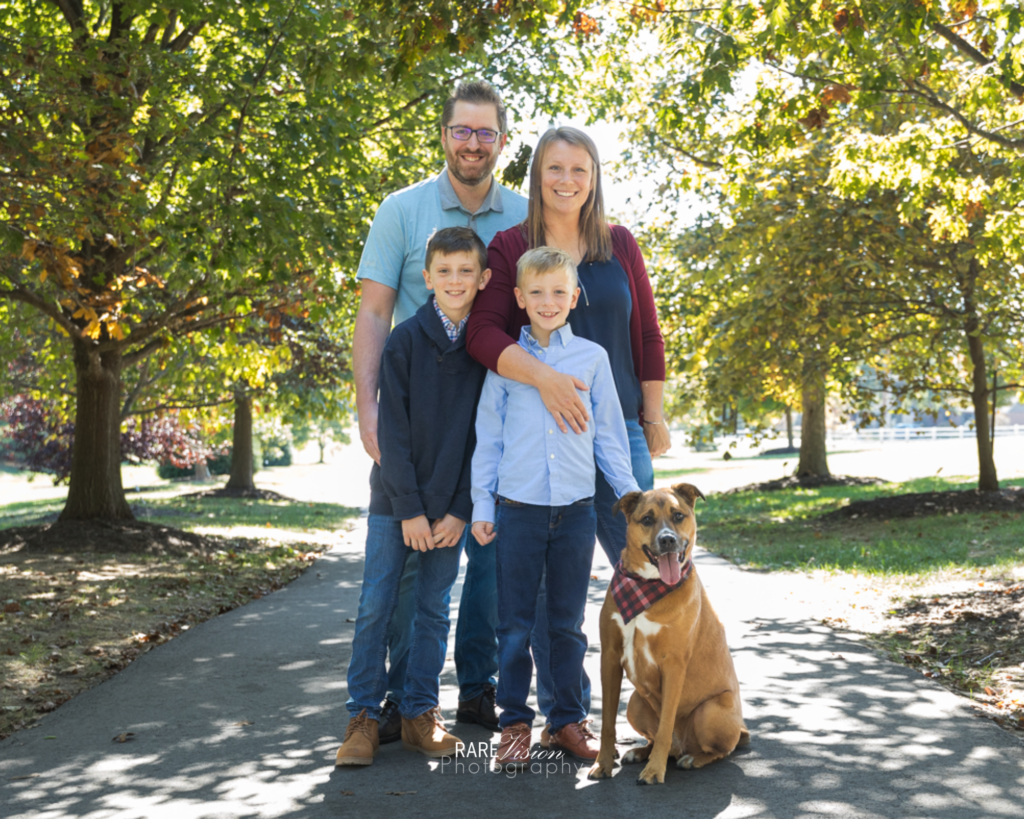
top-left (519, 322), bottom-right (574, 352)
top-left (437, 168), bottom-right (504, 215)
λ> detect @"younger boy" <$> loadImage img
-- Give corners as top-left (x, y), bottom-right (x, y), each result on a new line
top-left (336, 226), bottom-right (491, 766)
top-left (470, 247), bottom-right (640, 770)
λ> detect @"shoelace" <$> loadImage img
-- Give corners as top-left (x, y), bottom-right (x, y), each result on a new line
top-left (346, 713), bottom-right (375, 741)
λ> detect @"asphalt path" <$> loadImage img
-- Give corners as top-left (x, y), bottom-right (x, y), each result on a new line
top-left (2, 518), bottom-right (1023, 819)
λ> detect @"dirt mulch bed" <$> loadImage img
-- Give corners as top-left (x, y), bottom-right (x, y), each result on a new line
top-left (721, 475), bottom-right (886, 495)
top-left (820, 487), bottom-right (1024, 522)
top-left (826, 578), bottom-right (1024, 741)
top-left (0, 520), bottom-right (222, 557)
top-left (189, 487), bottom-right (294, 501)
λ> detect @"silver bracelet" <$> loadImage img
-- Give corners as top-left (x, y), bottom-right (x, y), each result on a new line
top-left (642, 419), bottom-right (665, 426)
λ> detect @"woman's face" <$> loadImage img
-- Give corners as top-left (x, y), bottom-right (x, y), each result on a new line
top-left (539, 140), bottom-right (594, 223)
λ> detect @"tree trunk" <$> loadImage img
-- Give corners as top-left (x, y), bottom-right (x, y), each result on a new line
top-left (193, 461), bottom-right (212, 482)
top-left (318, 436), bottom-right (325, 464)
top-left (60, 343), bottom-right (133, 521)
top-left (961, 256), bottom-right (999, 491)
top-left (785, 405), bottom-right (794, 449)
top-left (966, 330), bottom-right (999, 491)
top-left (797, 366), bottom-right (830, 478)
top-left (225, 392), bottom-right (255, 490)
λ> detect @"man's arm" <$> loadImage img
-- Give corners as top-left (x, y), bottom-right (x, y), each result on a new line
top-left (495, 344), bottom-right (590, 434)
top-left (353, 280), bottom-right (397, 464)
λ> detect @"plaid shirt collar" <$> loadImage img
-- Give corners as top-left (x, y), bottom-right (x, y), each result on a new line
top-left (610, 558), bottom-right (693, 624)
top-left (432, 296), bottom-right (468, 342)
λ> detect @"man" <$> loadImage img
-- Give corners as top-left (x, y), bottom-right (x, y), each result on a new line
top-left (351, 80), bottom-right (527, 739)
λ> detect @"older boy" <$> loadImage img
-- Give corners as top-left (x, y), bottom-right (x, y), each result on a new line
top-left (337, 227), bottom-right (490, 766)
top-left (470, 247), bottom-right (640, 770)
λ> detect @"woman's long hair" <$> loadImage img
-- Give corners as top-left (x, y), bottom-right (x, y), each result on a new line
top-left (524, 127), bottom-right (612, 263)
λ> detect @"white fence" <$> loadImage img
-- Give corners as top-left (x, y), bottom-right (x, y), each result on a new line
top-left (793, 425), bottom-right (1024, 443)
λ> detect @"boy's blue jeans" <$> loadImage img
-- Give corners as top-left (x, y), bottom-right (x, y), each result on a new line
top-left (533, 419), bottom-right (655, 719)
top-left (346, 514), bottom-right (463, 720)
top-left (384, 535), bottom-right (497, 704)
top-left (494, 496), bottom-right (596, 733)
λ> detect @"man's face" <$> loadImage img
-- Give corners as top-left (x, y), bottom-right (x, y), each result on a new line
top-left (441, 100), bottom-right (506, 188)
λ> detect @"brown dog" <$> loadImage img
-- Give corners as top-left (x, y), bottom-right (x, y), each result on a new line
top-left (588, 483), bottom-right (749, 785)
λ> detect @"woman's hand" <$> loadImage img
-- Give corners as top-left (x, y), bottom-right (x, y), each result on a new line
top-left (643, 421), bottom-right (672, 458)
top-left (537, 368), bottom-right (590, 434)
top-left (431, 514), bottom-right (465, 549)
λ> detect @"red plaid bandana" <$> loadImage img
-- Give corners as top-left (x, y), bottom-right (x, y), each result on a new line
top-left (610, 558), bottom-right (692, 624)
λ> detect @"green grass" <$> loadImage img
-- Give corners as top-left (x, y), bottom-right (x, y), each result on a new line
top-left (0, 492), bottom-right (359, 533)
top-left (653, 466), bottom-right (709, 479)
top-left (700, 476), bottom-right (1024, 576)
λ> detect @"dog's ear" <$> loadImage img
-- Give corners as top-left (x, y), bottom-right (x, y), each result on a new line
top-left (612, 491), bottom-right (643, 520)
top-left (671, 483), bottom-right (706, 507)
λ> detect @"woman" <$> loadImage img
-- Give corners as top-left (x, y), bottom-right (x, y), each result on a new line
top-left (467, 125), bottom-right (670, 563)
top-left (466, 126), bottom-right (670, 732)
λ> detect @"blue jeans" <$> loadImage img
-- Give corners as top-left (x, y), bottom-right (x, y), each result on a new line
top-left (454, 533), bottom-right (499, 700)
top-left (385, 529), bottom-right (498, 703)
top-left (533, 419), bottom-right (654, 719)
top-left (346, 514), bottom-right (463, 720)
top-left (494, 497), bottom-right (596, 733)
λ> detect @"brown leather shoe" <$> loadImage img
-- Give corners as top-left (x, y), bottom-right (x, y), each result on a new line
top-left (495, 722), bottom-right (532, 770)
top-left (401, 706), bottom-right (463, 758)
top-left (335, 709), bottom-right (379, 766)
top-left (549, 720), bottom-right (600, 761)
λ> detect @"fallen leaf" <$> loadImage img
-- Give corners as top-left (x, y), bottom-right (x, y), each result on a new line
top-left (3, 602), bottom-right (21, 613)
top-left (233, 720), bottom-right (253, 726)
top-left (112, 732), bottom-right (136, 743)
top-left (985, 687), bottom-right (996, 696)
top-left (7, 774), bottom-right (39, 780)
top-left (386, 791), bottom-right (417, 796)
top-left (340, 790), bottom-right (354, 796)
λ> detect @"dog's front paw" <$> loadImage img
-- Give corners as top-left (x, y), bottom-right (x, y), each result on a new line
top-left (587, 759), bottom-right (614, 781)
top-left (636, 762), bottom-right (666, 785)
top-left (621, 745), bottom-right (651, 765)
top-left (676, 754), bottom-right (695, 770)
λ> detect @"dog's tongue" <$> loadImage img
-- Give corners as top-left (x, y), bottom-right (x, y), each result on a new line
top-left (658, 553), bottom-right (681, 585)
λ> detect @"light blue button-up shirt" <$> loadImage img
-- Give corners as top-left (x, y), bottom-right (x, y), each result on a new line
top-left (471, 324), bottom-right (641, 524)
top-left (356, 169), bottom-right (528, 324)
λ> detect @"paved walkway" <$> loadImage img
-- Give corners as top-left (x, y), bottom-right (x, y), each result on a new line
top-left (2, 518), bottom-right (1022, 819)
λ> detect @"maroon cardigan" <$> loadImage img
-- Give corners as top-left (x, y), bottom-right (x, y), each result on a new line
top-left (466, 223), bottom-right (666, 406)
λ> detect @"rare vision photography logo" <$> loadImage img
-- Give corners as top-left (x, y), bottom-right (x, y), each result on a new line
top-left (441, 742), bottom-right (589, 779)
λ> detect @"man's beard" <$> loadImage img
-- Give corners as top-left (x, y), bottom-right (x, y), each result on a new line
top-left (447, 149), bottom-right (496, 187)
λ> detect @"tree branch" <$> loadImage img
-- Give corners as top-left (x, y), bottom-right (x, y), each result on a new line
top-left (906, 79), bottom-right (1024, 150)
top-left (0, 281), bottom-right (83, 341)
top-left (931, 21), bottom-right (1024, 99)
top-left (48, 0), bottom-right (84, 31)
top-left (165, 21), bottom-right (207, 53)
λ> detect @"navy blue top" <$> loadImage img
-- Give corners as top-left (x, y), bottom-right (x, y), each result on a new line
top-left (368, 297), bottom-right (486, 521)
top-left (569, 255), bottom-right (643, 421)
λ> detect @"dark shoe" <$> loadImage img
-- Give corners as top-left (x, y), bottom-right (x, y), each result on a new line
top-left (494, 722), bottom-right (532, 770)
top-left (456, 684), bottom-right (499, 732)
top-left (549, 720), bottom-right (600, 761)
top-left (378, 698), bottom-right (402, 745)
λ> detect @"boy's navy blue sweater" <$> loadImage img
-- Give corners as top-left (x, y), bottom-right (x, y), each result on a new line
top-left (369, 297), bottom-right (486, 522)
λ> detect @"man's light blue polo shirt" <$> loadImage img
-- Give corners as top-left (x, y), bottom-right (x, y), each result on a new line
top-left (356, 169), bottom-right (528, 324)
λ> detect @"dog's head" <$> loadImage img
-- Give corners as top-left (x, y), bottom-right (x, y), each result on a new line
top-left (612, 483), bottom-right (705, 583)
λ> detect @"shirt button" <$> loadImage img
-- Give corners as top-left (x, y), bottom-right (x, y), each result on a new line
top-left (548, 429), bottom-right (553, 434)
top-left (436, 356), bottom-right (443, 362)
top-left (549, 454), bottom-right (555, 459)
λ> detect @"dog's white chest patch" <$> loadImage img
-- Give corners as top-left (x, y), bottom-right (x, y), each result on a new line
top-left (611, 611), bottom-right (662, 683)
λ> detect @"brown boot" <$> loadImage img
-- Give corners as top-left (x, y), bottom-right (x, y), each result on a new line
top-left (335, 709), bottom-right (379, 766)
top-left (401, 706), bottom-right (463, 758)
